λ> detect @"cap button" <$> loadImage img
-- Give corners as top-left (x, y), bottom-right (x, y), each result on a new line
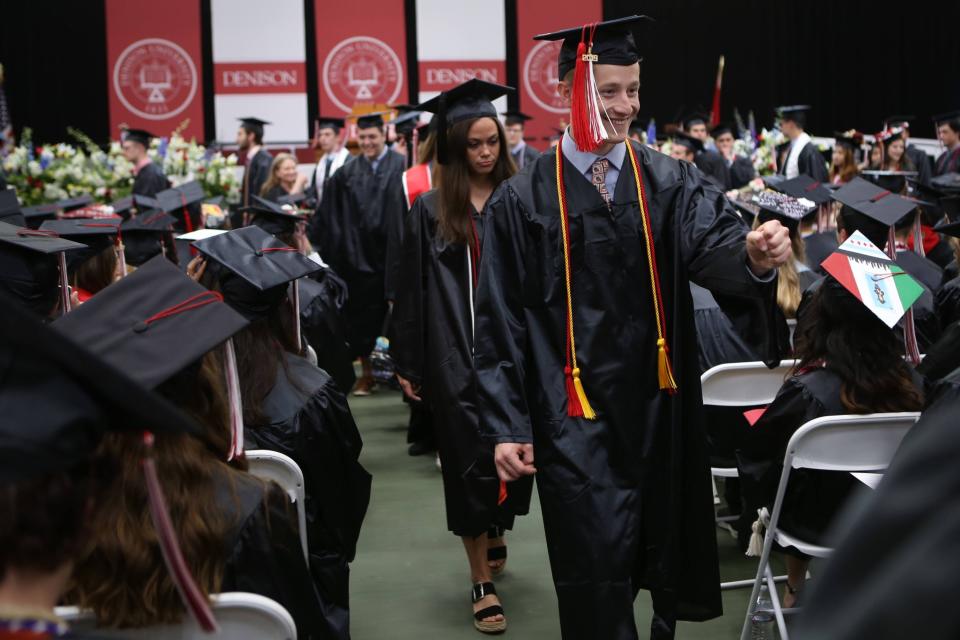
top-left (133, 321), bottom-right (149, 333)
top-left (254, 249), bottom-right (264, 257)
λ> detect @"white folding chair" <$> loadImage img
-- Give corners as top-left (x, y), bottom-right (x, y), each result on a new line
top-left (56, 592), bottom-right (297, 639)
top-left (700, 361), bottom-right (796, 521)
top-left (246, 449), bottom-right (309, 562)
top-left (739, 412), bottom-right (920, 640)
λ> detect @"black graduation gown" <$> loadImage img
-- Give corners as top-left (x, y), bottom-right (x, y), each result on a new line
top-left (777, 140), bottom-right (829, 182)
top-left (906, 144), bottom-right (933, 185)
top-left (392, 191), bottom-right (532, 536)
top-left (299, 268), bottom-right (356, 394)
top-left (935, 146), bottom-right (960, 176)
top-left (694, 149), bottom-right (730, 188)
top-left (690, 282), bottom-right (760, 375)
top-left (736, 369), bottom-right (864, 548)
top-left (801, 231), bottom-right (838, 274)
top-left (474, 140), bottom-right (782, 637)
top-left (896, 247), bottom-right (944, 294)
top-left (244, 353), bottom-right (371, 640)
top-left (511, 143), bottom-right (541, 171)
top-left (382, 170), bottom-right (407, 303)
top-left (935, 275), bottom-right (960, 328)
top-left (793, 372), bottom-right (960, 640)
top-left (243, 149), bottom-right (273, 206)
top-left (309, 150), bottom-right (406, 358)
top-left (917, 319), bottom-right (960, 381)
top-left (218, 468), bottom-right (328, 640)
top-left (727, 155), bottom-right (755, 190)
top-left (132, 161), bottom-right (170, 198)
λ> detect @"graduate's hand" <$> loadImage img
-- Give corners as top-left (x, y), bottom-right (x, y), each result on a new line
top-left (746, 219), bottom-right (791, 275)
top-left (396, 375), bottom-right (422, 402)
top-left (186, 255), bottom-right (207, 282)
top-left (495, 443), bottom-right (536, 482)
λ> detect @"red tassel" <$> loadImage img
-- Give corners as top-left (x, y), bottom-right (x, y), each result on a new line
top-left (565, 366), bottom-right (584, 417)
top-left (497, 480), bottom-right (508, 506)
top-left (570, 40), bottom-right (594, 152)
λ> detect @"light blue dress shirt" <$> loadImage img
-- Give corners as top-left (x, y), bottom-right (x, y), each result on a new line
top-left (560, 129), bottom-right (627, 197)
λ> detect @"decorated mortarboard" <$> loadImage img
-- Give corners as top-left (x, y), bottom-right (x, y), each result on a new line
top-left (752, 189), bottom-right (817, 231)
top-left (831, 177), bottom-right (919, 227)
top-left (771, 174), bottom-right (832, 206)
top-left (417, 79), bottom-right (515, 164)
top-left (356, 111), bottom-right (390, 129)
top-left (534, 15), bottom-right (651, 152)
top-left (502, 111), bottom-right (534, 126)
top-left (0, 294), bottom-right (200, 483)
top-left (820, 230), bottom-right (924, 328)
top-left (883, 115), bottom-right (914, 129)
top-left (60, 204), bottom-right (118, 220)
top-left (876, 127), bottom-right (906, 145)
top-left (834, 129), bottom-right (864, 149)
top-left (671, 130), bottom-right (703, 153)
top-left (121, 128), bottom-right (156, 147)
top-left (0, 189), bottom-right (24, 226)
top-left (0, 222), bottom-right (86, 316)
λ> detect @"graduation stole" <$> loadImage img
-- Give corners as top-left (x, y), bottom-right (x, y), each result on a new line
top-left (555, 136), bottom-right (678, 420)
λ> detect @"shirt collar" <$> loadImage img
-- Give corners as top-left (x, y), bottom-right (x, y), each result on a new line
top-left (512, 139), bottom-right (527, 154)
top-left (366, 146), bottom-right (389, 166)
top-left (791, 132), bottom-right (811, 148)
top-left (561, 128), bottom-right (627, 176)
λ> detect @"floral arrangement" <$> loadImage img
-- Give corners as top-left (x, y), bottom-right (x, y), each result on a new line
top-left (751, 128), bottom-right (785, 176)
top-left (2, 121), bottom-right (240, 206)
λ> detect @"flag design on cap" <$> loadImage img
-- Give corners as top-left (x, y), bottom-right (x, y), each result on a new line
top-left (821, 230), bottom-right (924, 328)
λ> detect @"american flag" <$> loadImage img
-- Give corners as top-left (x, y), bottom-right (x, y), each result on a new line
top-left (0, 63), bottom-right (14, 155)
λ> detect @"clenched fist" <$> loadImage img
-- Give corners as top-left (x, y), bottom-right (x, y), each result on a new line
top-left (746, 219), bottom-right (792, 275)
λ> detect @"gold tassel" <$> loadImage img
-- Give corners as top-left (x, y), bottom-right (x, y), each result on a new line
top-left (657, 338), bottom-right (678, 392)
top-left (571, 367), bottom-right (597, 420)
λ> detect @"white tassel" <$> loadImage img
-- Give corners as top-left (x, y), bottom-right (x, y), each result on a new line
top-left (291, 279), bottom-right (302, 354)
top-left (224, 338), bottom-right (244, 461)
top-left (58, 252), bottom-right (71, 314)
top-left (745, 508), bottom-right (768, 557)
top-left (585, 61), bottom-right (606, 147)
top-left (116, 237), bottom-right (127, 278)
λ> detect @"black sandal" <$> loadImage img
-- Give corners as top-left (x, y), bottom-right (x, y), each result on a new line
top-left (472, 581), bottom-right (507, 634)
top-left (487, 526), bottom-right (507, 575)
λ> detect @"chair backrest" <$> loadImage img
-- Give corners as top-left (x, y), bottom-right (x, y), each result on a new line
top-left (785, 412), bottom-right (921, 473)
top-left (700, 360), bottom-right (798, 407)
top-left (246, 449), bottom-right (308, 561)
top-left (55, 592), bottom-right (297, 639)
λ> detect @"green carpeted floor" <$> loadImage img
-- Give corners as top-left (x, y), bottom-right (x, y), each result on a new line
top-left (348, 390), bottom-right (767, 639)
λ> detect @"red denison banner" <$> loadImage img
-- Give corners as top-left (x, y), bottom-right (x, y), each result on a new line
top-left (105, 0), bottom-right (205, 141)
top-left (517, 0), bottom-right (601, 147)
top-left (314, 1), bottom-right (409, 116)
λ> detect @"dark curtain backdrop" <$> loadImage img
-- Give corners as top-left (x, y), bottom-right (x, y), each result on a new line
top-left (604, 0), bottom-right (960, 137)
top-left (2, 0), bottom-right (959, 144)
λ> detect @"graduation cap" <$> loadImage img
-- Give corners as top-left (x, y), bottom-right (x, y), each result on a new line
top-left (877, 127), bottom-right (906, 145)
top-left (834, 129), bottom-right (864, 149)
top-left (276, 191), bottom-right (307, 206)
top-left (39, 218), bottom-right (123, 272)
top-left (111, 194), bottom-right (162, 218)
top-left (932, 109), bottom-right (960, 125)
top-left (832, 177), bottom-right (920, 228)
top-left (671, 131), bottom-right (703, 154)
top-left (194, 225), bottom-right (319, 352)
top-left (930, 172), bottom-right (960, 193)
top-left (0, 221), bottom-right (85, 316)
top-left (390, 110), bottom-right (423, 137)
top-left (242, 194), bottom-right (309, 236)
top-left (0, 294), bottom-right (199, 484)
top-left (534, 15), bottom-right (650, 152)
top-left (883, 115), bottom-right (914, 129)
top-left (502, 111), bottom-right (533, 127)
top-left (934, 217), bottom-right (960, 239)
top-left (238, 117), bottom-right (271, 141)
top-left (776, 105), bottom-right (811, 128)
top-left (0, 189), bottom-right (24, 226)
top-left (710, 122), bottom-right (737, 138)
top-left (177, 228), bottom-right (228, 242)
top-left (315, 116), bottom-right (345, 132)
top-left (682, 111), bottom-right (710, 131)
top-left (861, 169), bottom-right (917, 196)
top-left (52, 254), bottom-right (249, 390)
top-left (752, 189), bottom-right (817, 232)
top-left (820, 230), bottom-right (924, 329)
top-left (120, 210), bottom-right (178, 267)
top-left (771, 174), bottom-right (833, 206)
top-left (417, 78), bottom-right (515, 165)
top-left (156, 181), bottom-right (205, 233)
top-left (356, 111), bottom-right (390, 130)
top-left (121, 128), bottom-right (156, 148)
top-left (20, 203), bottom-right (60, 228)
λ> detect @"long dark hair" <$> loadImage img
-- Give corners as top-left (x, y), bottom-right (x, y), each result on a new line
top-left (74, 244), bottom-right (117, 294)
top-left (792, 277), bottom-right (924, 413)
top-left (435, 117), bottom-right (516, 244)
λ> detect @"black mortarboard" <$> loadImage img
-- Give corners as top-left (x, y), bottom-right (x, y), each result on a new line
top-left (832, 177), bottom-right (919, 228)
top-left (390, 110), bottom-right (423, 136)
top-left (930, 172), bottom-right (960, 193)
top-left (121, 128), bottom-right (155, 148)
top-left (20, 203), bottom-right (59, 228)
top-left (0, 222), bottom-right (85, 316)
top-left (356, 112), bottom-right (389, 130)
top-left (753, 189), bottom-right (817, 232)
top-left (0, 189), bottom-right (24, 226)
top-left (883, 115), bottom-right (914, 129)
top-left (535, 15), bottom-right (650, 79)
top-left (120, 210), bottom-right (177, 265)
top-left (238, 117), bottom-right (271, 128)
top-left (877, 127), bottom-right (905, 145)
top-left (55, 195), bottom-right (95, 212)
top-left (0, 295), bottom-right (199, 483)
top-left (777, 105), bottom-right (811, 128)
top-left (276, 192), bottom-right (307, 206)
top-left (710, 122), bottom-right (736, 138)
top-left (772, 174), bottom-right (833, 206)
top-left (156, 181), bottom-right (205, 212)
top-left (40, 217), bottom-right (122, 271)
top-left (417, 79), bottom-right (514, 165)
top-left (316, 116), bottom-right (345, 131)
top-left (861, 169), bottom-right (917, 195)
top-left (111, 194), bottom-right (161, 217)
top-left (933, 109), bottom-right (960, 125)
top-left (242, 195), bottom-right (309, 236)
top-left (682, 111), bottom-right (709, 130)
top-left (502, 111), bottom-right (533, 127)
top-left (671, 131), bottom-right (703, 154)
top-left (53, 255), bottom-right (249, 390)
top-left (934, 218), bottom-right (960, 239)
